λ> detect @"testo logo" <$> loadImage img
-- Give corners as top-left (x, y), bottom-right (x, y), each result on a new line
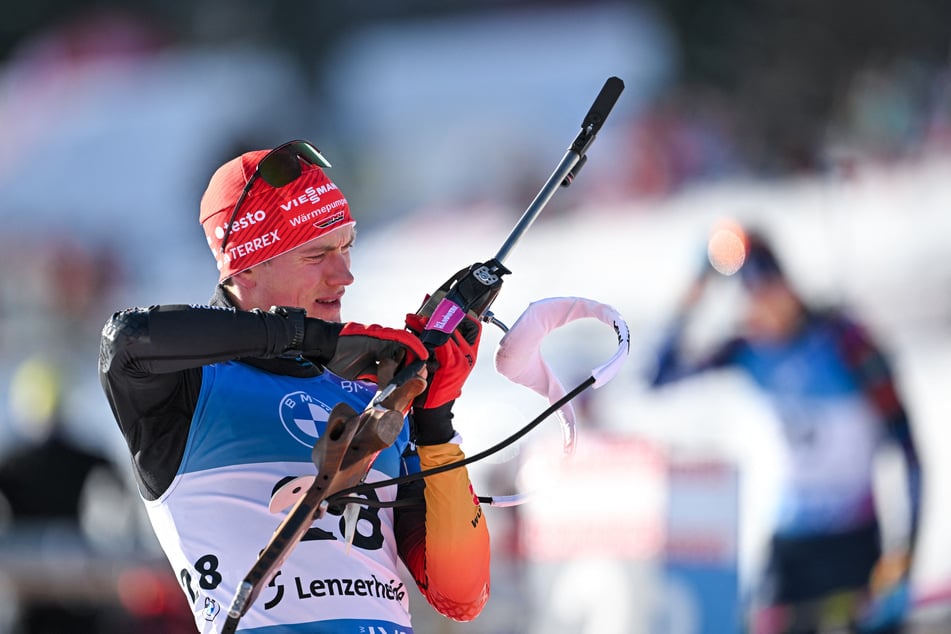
top-left (214, 209), bottom-right (268, 240)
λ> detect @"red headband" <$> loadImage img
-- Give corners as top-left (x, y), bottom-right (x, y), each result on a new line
top-left (199, 149), bottom-right (354, 281)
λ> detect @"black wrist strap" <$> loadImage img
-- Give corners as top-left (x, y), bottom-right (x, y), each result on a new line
top-left (269, 306), bottom-right (307, 356)
top-left (412, 401), bottom-right (456, 445)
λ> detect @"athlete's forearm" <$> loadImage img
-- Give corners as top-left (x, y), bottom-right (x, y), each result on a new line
top-left (100, 304), bottom-right (300, 376)
top-left (396, 443), bottom-right (490, 622)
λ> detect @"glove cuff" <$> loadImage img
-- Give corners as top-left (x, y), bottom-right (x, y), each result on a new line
top-left (268, 306), bottom-right (307, 355)
top-left (412, 401), bottom-right (456, 445)
top-left (302, 318), bottom-right (345, 364)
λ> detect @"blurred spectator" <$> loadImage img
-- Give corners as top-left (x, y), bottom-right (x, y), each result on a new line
top-left (646, 226), bottom-right (922, 634)
top-left (827, 61), bottom-right (937, 165)
top-left (0, 232), bottom-right (124, 359)
top-left (0, 356), bottom-right (128, 524)
top-left (0, 355), bottom-right (139, 633)
top-left (624, 88), bottom-right (743, 198)
top-left (923, 64), bottom-right (951, 154)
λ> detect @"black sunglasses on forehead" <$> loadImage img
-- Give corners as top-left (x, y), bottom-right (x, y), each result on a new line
top-left (219, 140), bottom-right (332, 253)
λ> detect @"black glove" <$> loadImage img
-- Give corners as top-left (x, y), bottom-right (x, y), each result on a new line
top-left (323, 322), bottom-right (428, 382)
top-left (270, 306), bottom-right (428, 383)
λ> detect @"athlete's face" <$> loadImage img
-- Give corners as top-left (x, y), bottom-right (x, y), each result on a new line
top-left (742, 279), bottom-right (803, 342)
top-left (236, 225), bottom-right (355, 322)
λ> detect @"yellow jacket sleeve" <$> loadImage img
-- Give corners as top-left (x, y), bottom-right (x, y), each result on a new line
top-left (395, 442), bottom-right (490, 621)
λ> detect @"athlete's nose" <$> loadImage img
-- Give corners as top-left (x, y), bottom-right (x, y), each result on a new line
top-left (325, 251), bottom-right (354, 288)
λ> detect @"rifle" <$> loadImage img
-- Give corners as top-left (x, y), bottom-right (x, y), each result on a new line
top-left (376, 75), bottom-right (624, 405)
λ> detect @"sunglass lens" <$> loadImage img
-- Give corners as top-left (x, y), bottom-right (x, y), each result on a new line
top-left (291, 141), bottom-right (332, 169)
top-left (257, 142), bottom-right (332, 187)
top-left (258, 148), bottom-right (302, 187)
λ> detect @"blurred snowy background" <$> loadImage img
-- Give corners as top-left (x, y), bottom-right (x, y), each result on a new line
top-left (0, 1), bottom-right (949, 632)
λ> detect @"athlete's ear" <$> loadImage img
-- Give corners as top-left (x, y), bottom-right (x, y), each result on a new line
top-left (230, 267), bottom-right (258, 291)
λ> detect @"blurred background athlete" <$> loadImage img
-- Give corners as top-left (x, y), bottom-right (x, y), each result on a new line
top-left (647, 223), bottom-right (921, 634)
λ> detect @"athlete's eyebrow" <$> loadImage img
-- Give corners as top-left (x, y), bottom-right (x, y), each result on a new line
top-left (298, 229), bottom-right (356, 257)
